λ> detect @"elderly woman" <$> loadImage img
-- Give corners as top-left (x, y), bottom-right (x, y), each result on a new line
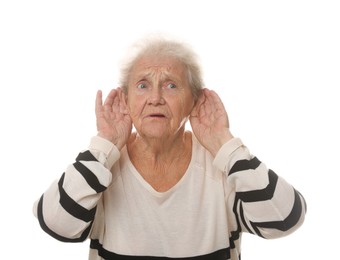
top-left (33, 36), bottom-right (306, 260)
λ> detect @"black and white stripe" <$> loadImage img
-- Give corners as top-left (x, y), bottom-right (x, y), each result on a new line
top-left (90, 239), bottom-right (232, 260)
top-left (37, 150), bottom-right (106, 242)
top-left (228, 157), bottom-right (306, 240)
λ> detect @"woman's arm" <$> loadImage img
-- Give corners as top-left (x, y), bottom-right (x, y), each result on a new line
top-left (191, 88), bottom-right (306, 238)
top-left (33, 88), bottom-right (131, 241)
top-left (33, 136), bottom-right (120, 242)
top-left (214, 138), bottom-right (306, 238)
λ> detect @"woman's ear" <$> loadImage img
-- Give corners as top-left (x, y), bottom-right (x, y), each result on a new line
top-left (191, 89), bottom-right (205, 116)
top-left (192, 89), bottom-right (202, 109)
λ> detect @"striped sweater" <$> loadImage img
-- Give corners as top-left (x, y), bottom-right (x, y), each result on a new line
top-left (33, 135), bottom-right (306, 260)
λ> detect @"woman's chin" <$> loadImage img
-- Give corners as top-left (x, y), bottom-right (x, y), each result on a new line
top-left (138, 124), bottom-right (172, 139)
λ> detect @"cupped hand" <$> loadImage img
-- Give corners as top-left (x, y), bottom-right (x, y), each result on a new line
top-left (190, 88), bottom-right (233, 156)
top-left (95, 88), bottom-right (132, 150)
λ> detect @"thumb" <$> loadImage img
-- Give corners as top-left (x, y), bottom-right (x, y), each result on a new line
top-left (189, 114), bottom-right (198, 130)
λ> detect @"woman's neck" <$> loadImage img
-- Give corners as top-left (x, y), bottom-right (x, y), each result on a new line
top-left (127, 130), bottom-right (191, 163)
top-left (126, 130), bottom-right (193, 192)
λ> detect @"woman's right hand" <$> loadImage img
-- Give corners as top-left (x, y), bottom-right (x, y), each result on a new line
top-left (95, 88), bottom-right (132, 150)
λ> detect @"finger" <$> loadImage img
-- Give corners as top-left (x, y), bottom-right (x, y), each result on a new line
top-left (189, 113), bottom-right (198, 129)
top-left (208, 90), bottom-right (226, 112)
top-left (206, 89), bottom-right (230, 127)
top-left (95, 90), bottom-right (103, 114)
top-left (203, 89), bottom-right (226, 121)
top-left (111, 89), bottom-right (121, 114)
top-left (104, 88), bottom-right (118, 108)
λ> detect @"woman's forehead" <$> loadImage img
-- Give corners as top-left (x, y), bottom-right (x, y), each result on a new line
top-left (131, 56), bottom-right (186, 79)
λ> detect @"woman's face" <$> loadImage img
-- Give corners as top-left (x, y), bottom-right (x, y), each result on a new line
top-left (126, 56), bottom-right (195, 139)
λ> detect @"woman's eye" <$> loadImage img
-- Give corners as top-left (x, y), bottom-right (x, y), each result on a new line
top-left (137, 83), bottom-right (146, 89)
top-left (167, 83), bottom-right (176, 89)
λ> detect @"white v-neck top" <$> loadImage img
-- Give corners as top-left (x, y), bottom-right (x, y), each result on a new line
top-left (34, 133), bottom-right (306, 260)
top-left (94, 134), bottom-right (229, 257)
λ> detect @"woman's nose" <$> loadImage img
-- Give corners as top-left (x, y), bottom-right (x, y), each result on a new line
top-left (148, 87), bottom-right (165, 105)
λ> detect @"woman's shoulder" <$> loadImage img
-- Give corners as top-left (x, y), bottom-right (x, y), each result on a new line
top-left (189, 131), bottom-right (224, 184)
top-left (190, 132), bottom-right (217, 167)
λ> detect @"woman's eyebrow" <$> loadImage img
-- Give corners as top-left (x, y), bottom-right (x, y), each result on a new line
top-left (132, 71), bottom-right (153, 83)
top-left (160, 71), bottom-right (182, 82)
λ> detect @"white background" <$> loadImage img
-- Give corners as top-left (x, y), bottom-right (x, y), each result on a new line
top-left (0, 0), bottom-right (339, 259)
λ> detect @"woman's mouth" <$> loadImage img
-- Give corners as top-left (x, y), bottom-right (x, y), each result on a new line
top-left (146, 113), bottom-right (167, 119)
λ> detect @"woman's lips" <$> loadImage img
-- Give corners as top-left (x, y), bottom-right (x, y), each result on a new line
top-left (145, 113), bottom-right (167, 119)
top-left (150, 114), bottom-right (165, 117)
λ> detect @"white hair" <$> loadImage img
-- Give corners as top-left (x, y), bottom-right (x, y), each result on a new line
top-left (119, 34), bottom-right (204, 100)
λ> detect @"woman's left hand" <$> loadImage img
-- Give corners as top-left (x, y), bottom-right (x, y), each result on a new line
top-left (190, 89), bottom-right (234, 157)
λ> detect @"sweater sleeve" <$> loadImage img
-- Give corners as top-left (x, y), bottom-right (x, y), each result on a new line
top-left (213, 138), bottom-right (306, 239)
top-left (32, 136), bottom-right (120, 242)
